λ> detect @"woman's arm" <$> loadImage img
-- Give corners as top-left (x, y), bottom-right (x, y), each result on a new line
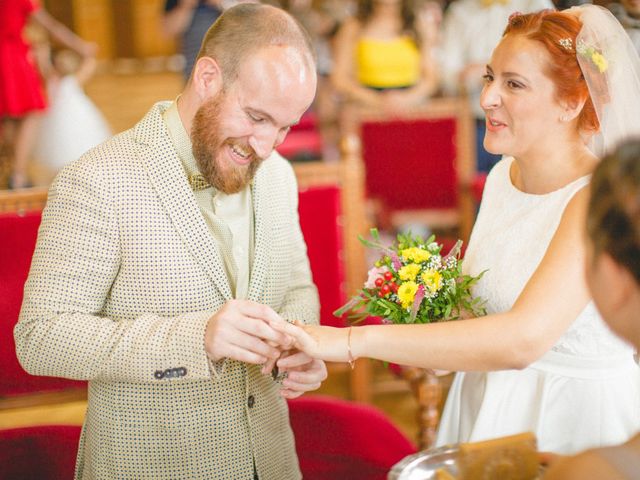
top-left (74, 55), bottom-right (97, 86)
top-left (275, 187), bottom-right (592, 372)
top-left (31, 9), bottom-right (95, 57)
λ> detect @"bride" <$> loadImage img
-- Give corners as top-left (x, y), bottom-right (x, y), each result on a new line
top-left (271, 5), bottom-right (640, 454)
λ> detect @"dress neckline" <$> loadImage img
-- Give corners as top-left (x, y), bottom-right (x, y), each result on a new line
top-left (505, 157), bottom-right (591, 198)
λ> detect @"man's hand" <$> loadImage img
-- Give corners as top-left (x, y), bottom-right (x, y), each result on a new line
top-left (204, 299), bottom-right (292, 364)
top-left (274, 350), bottom-right (328, 399)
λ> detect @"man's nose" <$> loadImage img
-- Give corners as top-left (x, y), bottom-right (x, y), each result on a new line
top-left (249, 126), bottom-right (281, 160)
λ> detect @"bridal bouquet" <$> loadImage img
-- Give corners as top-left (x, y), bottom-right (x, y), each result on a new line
top-left (335, 229), bottom-right (486, 325)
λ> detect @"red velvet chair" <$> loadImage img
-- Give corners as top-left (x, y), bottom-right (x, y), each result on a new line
top-left (346, 98), bottom-right (477, 243)
top-left (277, 111), bottom-right (323, 162)
top-left (0, 194), bottom-right (87, 408)
top-left (298, 185), bottom-right (346, 328)
top-left (288, 395), bottom-right (416, 480)
top-left (0, 425), bottom-right (82, 480)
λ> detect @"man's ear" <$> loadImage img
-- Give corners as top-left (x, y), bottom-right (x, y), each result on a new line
top-left (192, 56), bottom-right (223, 100)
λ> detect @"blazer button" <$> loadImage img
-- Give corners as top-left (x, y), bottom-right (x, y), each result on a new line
top-left (247, 395), bottom-right (255, 408)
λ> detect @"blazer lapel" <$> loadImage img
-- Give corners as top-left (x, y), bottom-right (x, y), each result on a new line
top-left (247, 168), bottom-right (269, 302)
top-left (134, 103), bottom-right (233, 301)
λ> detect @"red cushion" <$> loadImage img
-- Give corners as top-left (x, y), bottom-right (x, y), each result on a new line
top-left (298, 186), bottom-right (346, 327)
top-left (277, 130), bottom-right (323, 160)
top-left (0, 212), bottom-right (86, 397)
top-left (288, 395), bottom-right (416, 480)
top-left (361, 117), bottom-right (458, 210)
top-left (0, 425), bottom-right (81, 480)
top-left (291, 110), bottom-right (318, 132)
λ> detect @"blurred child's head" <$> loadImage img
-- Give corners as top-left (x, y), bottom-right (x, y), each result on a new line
top-left (52, 49), bottom-right (81, 76)
top-left (586, 138), bottom-right (640, 346)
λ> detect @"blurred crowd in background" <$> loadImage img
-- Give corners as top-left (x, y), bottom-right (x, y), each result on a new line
top-left (1, 0), bottom-right (637, 189)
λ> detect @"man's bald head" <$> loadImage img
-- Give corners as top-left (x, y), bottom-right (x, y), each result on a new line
top-left (194, 3), bottom-right (316, 85)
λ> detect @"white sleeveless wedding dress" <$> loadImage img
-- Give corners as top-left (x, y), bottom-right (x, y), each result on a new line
top-left (436, 158), bottom-right (640, 454)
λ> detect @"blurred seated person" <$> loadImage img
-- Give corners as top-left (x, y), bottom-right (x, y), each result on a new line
top-left (163, 0), bottom-right (223, 82)
top-left (331, 0), bottom-right (440, 116)
top-left (276, 0), bottom-right (353, 160)
top-left (439, 0), bottom-right (553, 172)
top-left (609, 0), bottom-right (640, 55)
top-left (542, 140), bottom-right (640, 478)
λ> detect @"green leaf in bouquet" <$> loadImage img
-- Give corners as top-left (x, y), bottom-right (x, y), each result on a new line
top-left (358, 228), bottom-right (394, 255)
top-left (333, 296), bottom-right (363, 318)
top-left (335, 229), bottom-right (487, 326)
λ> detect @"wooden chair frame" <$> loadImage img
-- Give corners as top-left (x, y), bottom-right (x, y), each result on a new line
top-left (342, 97), bottom-right (477, 243)
top-left (0, 187), bottom-right (49, 215)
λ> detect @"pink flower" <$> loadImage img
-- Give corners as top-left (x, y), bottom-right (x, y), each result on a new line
top-left (364, 266), bottom-right (389, 289)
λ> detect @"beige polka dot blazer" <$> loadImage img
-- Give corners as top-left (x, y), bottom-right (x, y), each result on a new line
top-left (15, 102), bottom-right (320, 479)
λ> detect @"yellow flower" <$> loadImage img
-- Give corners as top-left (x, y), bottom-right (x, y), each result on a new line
top-left (578, 42), bottom-right (608, 74)
top-left (398, 263), bottom-right (421, 281)
top-left (591, 52), bottom-right (608, 73)
top-left (400, 247), bottom-right (431, 263)
top-left (421, 269), bottom-right (443, 293)
top-left (397, 281), bottom-right (419, 309)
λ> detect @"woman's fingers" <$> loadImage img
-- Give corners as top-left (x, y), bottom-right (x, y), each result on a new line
top-left (268, 319), bottom-right (308, 347)
top-left (275, 350), bottom-right (310, 369)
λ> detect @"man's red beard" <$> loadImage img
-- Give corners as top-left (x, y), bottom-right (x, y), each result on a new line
top-left (191, 91), bottom-right (264, 194)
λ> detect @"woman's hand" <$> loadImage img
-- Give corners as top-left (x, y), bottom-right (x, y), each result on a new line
top-left (268, 319), bottom-right (353, 363)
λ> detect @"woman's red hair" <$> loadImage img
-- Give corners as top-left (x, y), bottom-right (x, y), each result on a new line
top-left (504, 10), bottom-right (599, 133)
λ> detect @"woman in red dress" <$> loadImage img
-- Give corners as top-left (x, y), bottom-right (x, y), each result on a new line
top-left (0, 0), bottom-right (94, 188)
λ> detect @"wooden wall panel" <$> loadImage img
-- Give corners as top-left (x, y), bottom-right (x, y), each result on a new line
top-left (131, 0), bottom-right (176, 57)
top-left (47, 0), bottom-right (175, 60)
top-left (112, 0), bottom-right (176, 58)
top-left (72, 0), bottom-right (115, 59)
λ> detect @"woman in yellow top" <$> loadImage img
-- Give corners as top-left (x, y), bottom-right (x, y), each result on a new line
top-left (331, 0), bottom-right (440, 113)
